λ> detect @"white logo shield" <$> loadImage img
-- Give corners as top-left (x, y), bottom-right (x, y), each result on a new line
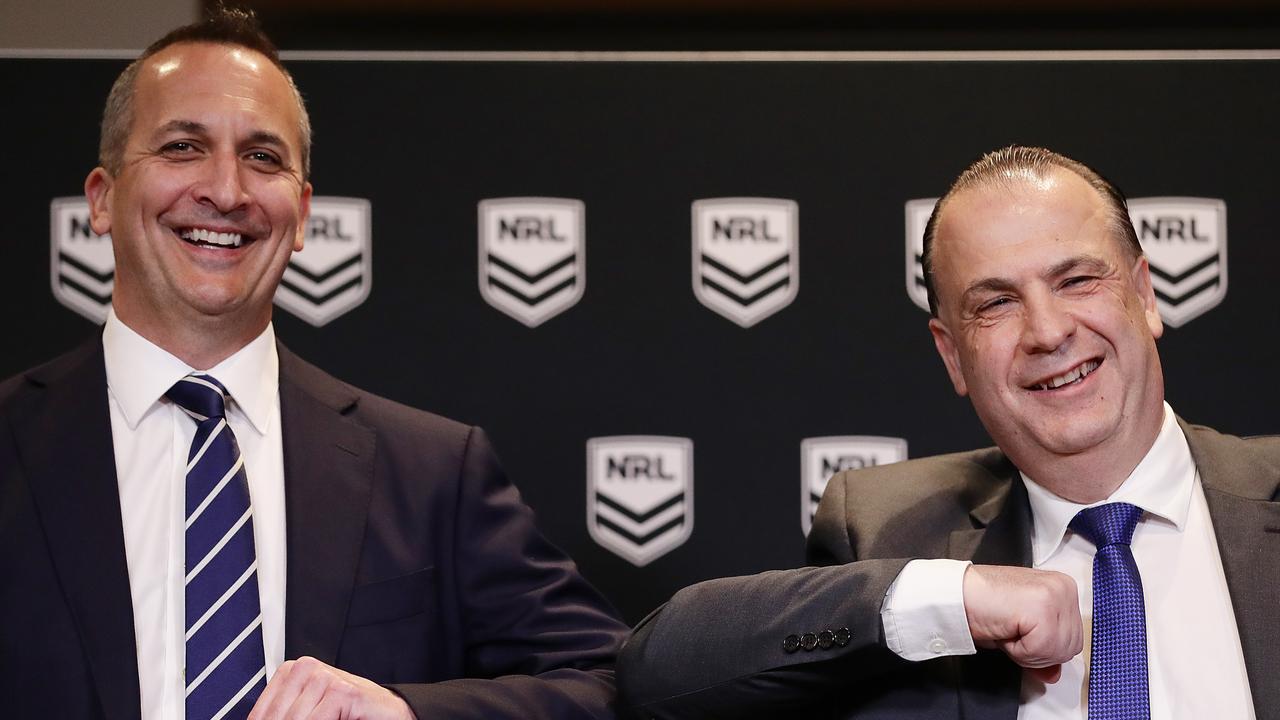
top-left (800, 436), bottom-right (907, 536)
top-left (903, 198), bottom-right (938, 312)
top-left (1128, 197), bottom-right (1227, 328)
top-left (50, 197), bottom-right (114, 323)
top-left (478, 197), bottom-right (585, 327)
top-left (587, 436), bottom-right (693, 567)
top-left (692, 198), bottom-right (798, 327)
top-left (275, 196), bottom-right (373, 326)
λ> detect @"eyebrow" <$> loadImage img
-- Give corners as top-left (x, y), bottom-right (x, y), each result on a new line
top-left (152, 121), bottom-right (289, 150)
top-left (959, 254), bottom-right (1111, 305)
top-left (154, 119), bottom-right (208, 137)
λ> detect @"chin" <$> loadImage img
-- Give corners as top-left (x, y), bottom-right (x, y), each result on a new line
top-left (1032, 417), bottom-right (1119, 457)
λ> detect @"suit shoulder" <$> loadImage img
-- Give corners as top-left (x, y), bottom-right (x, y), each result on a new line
top-left (349, 386), bottom-right (473, 444)
top-left (0, 340), bottom-right (101, 410)
top-left (1182, 421), bottom-right (1280, 498)
top-left (833, 446), bottom-right (1014, 502)
top-left (814, 446), bottom-right (1014, 559)
top-left (1185, 421), bottom-right (1280, 454)
top-left (278, 346), bottom-right (474, 448)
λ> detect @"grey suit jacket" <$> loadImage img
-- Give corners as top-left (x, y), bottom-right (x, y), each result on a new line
top-left (618, 421), bottom-right (1280, 720)
top-left (0, 338), bottom-right (628, 720)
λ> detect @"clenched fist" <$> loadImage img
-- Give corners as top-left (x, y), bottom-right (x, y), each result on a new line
top-left (962, 564), bottom-right (1083, 683)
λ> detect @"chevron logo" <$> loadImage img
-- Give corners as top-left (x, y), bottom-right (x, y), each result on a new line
top-left (275, 197), bottom-right (372, 327)
top-left (800, 436), bottom-right (907, 536)
top-left (478, 198), bottom-right (585, 328)
top-left (1129, 197), bottom-right (1227, 328)
top-left (903, 198), bottom-right (938, 312)
top-left (587, 436), bottom-right (693, 567)
top-left (49, 197), bottom-right (114, 323)
top-left (692, 198), bottom-right (798, 327)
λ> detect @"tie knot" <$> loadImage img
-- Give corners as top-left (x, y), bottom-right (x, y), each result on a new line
top-left (166, 374), bottom-right (229, 421)
top-left (1070, 501), bottom-right (1143, 549)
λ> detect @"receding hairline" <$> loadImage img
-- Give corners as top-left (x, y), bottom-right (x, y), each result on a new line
top-left (921, 146), bottom-right (1142, 316)
top-left (934, 164), bottom-right (1136, 257)
top-left (99, 37), bottom-right (312, 179)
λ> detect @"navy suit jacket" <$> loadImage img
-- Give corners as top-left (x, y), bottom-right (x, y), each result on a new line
top-left (618, 421), bottom-right (1280, 719)
top-left (0, 338), bottom-right (628, 719)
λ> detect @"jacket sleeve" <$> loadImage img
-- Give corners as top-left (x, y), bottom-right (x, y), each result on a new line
top-left (616, 473), bottom-right (915, 719)
top-left (387, 427), bottom-right (629, 719)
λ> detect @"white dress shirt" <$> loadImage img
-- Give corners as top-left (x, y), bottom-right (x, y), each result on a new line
top-left (104, 309), bottom-right (287, 720)
top-left (882, 404), bottom-right (1255, 719)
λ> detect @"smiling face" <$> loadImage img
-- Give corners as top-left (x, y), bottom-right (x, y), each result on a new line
top-left (85, 41), bottom-right (311, 366)
top-left (927, 167), bottom-right (1165, 496)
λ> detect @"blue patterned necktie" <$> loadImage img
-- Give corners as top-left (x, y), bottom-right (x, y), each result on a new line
top-left (1070, 502), bottom-right (1150, 720)
top-left (167, 374), bottom-right (267, 720)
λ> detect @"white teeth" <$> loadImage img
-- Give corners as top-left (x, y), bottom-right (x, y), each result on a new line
top-left (179, 228), bottom-right (243, 247)
top-left (1036, 359), bottom-right (1100, 390)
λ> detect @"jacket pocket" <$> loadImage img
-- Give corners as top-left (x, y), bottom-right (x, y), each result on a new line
top-left (346, 567), bottom-right (434, 627)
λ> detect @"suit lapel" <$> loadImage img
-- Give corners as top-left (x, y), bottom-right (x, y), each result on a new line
top-left (277, 345), bottom-right (376, 664)
top-left (947, 463), bottom-right (1031, 720)
top-left (1184, 422), bottom-right (1280, 717)
top-left (14, 340), bottom-right (141, 720)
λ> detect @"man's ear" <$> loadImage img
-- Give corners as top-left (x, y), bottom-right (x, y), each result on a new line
top-left (84, 167), bottom-right (114, 236)
top-left (929, 317), bottom-right (969, 397)
top-left (293, 181), bottom-right (312, 252)
top-left (1131, 255), bottom-right (1164, 340)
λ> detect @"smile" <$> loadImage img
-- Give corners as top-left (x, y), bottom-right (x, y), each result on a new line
top-left (178, 227), bottom-right (249, 248)
top-left (1031, 359), bottom-right (1101, 391)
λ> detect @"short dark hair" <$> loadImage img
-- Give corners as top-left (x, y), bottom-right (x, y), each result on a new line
top-left (98, 4), bottom-right (311, 178)
top-left (920, 145), bottom-right (1141, 316)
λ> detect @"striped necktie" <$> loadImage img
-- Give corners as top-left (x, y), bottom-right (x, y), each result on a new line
top-left (167, 374), bottom-right (267, 720)
top-left (1070, 502), bottom-right (1150, 720)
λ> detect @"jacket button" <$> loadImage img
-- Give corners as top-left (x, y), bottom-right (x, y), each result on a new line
top-left (801, 632), bottom-right (818, 651)
top-left (783, 634), bottom-right (801, 653)
top-left (834, 627), bottom-right (851, 647)
top-left (818, 629), bottom-right (835, 649)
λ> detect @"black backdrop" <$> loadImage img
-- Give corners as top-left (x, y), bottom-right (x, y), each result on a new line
top-left (3, 52), bottom-right (1278, 622)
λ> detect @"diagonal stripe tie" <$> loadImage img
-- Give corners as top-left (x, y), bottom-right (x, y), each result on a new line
top-left (168, 374), bottom-right (267, 720)
top-left (1071, 502), bottom-right (1150, 720)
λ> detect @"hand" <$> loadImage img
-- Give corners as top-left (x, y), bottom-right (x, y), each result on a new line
top-left (962, 564), bottom-right (1083, 683)
top-left (248, 656), bottom-right (415, 720)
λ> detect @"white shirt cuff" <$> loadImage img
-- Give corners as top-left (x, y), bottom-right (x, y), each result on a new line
top-left (881, 558), bottom-right (976, 661)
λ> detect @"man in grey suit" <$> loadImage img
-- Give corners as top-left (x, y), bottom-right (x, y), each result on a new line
top-left (618, 146), bottom-right (1280, 719)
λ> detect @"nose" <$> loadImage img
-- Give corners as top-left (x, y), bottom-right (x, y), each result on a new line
top-left (193, 151), bottom-right (250, 214)
top-left (1020, 290), bottom-right (1075, 353)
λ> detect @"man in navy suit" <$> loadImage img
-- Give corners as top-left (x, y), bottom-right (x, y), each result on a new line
top-left (0, 8), bottom-right (626, 719)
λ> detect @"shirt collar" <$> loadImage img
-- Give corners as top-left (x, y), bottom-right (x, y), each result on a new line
top-left (1021, 402), bottom-right (1195, 566)
top-left (102, 308), bottom-right (279, 435)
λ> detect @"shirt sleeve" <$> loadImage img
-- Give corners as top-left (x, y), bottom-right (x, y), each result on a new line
top-left (881, 558), bottom-right (977, 661)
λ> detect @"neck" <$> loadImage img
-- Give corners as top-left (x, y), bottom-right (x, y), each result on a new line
top-left (1018, 410), bottom-right (1166, 505)
top-left (114, 301), bottom-right (267, 370)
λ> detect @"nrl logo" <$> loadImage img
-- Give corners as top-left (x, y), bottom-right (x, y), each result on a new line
top-left (800, 436), bottom-right (907, 536)
top-left (478, 197), bottom-right (585, 328)
top-left (586, 436), bottom-right (693, 567)
top-left (903, 198), bottom-right (938, 312)
top-left (692, 198), bottom-right (798, 327)
top-left (275, 196), bottom-right (373, 326)
top-left (1128, 197), bottom-right (1227, 328)
top-left (49, 197), bottom-right (114, 324)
